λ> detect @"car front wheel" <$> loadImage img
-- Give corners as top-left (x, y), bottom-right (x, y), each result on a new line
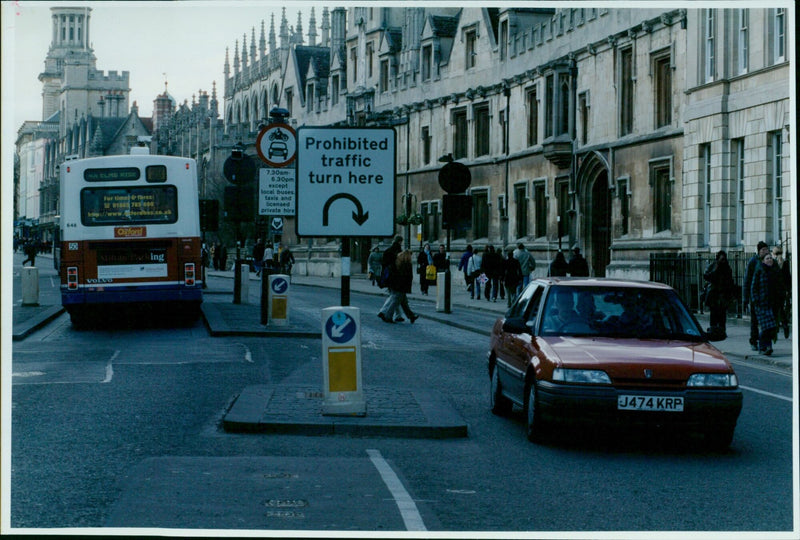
top-left (490, 366), bottom-right (512, 416)
top-left (704, 426), bottom-right (735, 451)
top-left (525, 382), bottom-right (546, 443)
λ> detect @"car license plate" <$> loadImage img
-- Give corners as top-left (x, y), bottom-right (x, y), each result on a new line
top-left (617, 395), bottom-right (684, 412)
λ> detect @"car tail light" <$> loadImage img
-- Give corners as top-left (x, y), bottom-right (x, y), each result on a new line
top-left (67, 266), bottom-right (78, 290)
top-left (184, 263), bottom-right (195, 286)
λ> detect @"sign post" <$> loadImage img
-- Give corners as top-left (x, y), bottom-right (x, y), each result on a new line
top-left (296, 127), bottom-right (396, 306)
top-left (439, 159), bottom-right (472, 314)
top-left (255, 113), bottom-right (297, 319)
top-left (321, 307), bottom-right (366, 416)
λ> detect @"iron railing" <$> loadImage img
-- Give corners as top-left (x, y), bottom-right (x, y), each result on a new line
top-left (649, 252), bottom-right (754, 317)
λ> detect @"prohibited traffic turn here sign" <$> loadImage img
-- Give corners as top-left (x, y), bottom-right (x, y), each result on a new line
top-left (296, 127), bottom-right (396, 238)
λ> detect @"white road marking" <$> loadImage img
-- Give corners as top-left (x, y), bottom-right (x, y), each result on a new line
top-left (244, 345), bottom-right (253, 363)
top-left (367, 449), bottom-right (426, 531)
top-left (739, 385), bottom-right (792, 402)
top-left (104, 350), bottom-right (119, 383)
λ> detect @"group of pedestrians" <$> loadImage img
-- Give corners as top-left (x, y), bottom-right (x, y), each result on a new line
top-left (738, 241), bottom-right (791, 355)
top-left (377, 236), bottom-right (420, 324)
top-left (547, 246), bottom-right (590, 277)
top-left (457, 243), bottom-right (537, 307)
top-left (252, 238), bottom-right (295, 276)
top-left (702, 240), bottom-right (791, 355)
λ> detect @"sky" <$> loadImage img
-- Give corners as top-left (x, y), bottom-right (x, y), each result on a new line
top-left (3, 0), bottom-right (322, 129)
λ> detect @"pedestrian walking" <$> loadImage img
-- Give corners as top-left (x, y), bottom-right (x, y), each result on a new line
top-left (433, 244), bottom-right (448, 272)
top-left (548, 251), bottom-right (568, 277)
top-left (458, 245), bottom-right (474, 290)
top-left (22, 240), bottom-right (38, 266)
top-left (211, 243), bottom-right (218, 270)
top-left (743, 241), bottom-right (769, 351)
top-left (467, 248), bottom-right (484, 300)
top-left (772, 246), bottom-right (792, 338)
top-left (503, 247), bottom-right (523, 307)
top-left (279, 244), bottom-right (294, 275)
top-left (219, 244), bottom-right (228, 271)
top-left (703, 250), bottom-right (736, 337)
top-left (514, 243), bottom-right (536, 292)
top-left (378, 236), bottom-right (404, 322)
top-left (389, 250), bottom-right (419, 323)
top-left (417, 243), bottom-right (433, 295)
top-left (751, 250), bottom-right (784, 355)
top-left (367, 246), bottom-right (382, 286)
top-left (252, 238), bottom-right (265, 276)
top-left (567, 246), bottom-right (589, 277)
top-left (482, 245), bottom-right (504, 301)
top-left (262, 243), bottom-right (276, 273)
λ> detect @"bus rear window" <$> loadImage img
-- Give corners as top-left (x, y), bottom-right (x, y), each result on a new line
top-left (81, 186), bottom-right (178, 226)
top-left (84, 167), bottom-right (140, 182)
top-left (146, 165), bottom-right (168, 182)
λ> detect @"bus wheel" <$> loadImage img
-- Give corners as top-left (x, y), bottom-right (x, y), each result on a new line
top-left (69, 308), bottom-right (91, 329)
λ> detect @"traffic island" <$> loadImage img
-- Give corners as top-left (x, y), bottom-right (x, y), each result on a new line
top-left (222, 384), bottom-right (468, 439)
top-left (200, 301), bottom-right (321, 338)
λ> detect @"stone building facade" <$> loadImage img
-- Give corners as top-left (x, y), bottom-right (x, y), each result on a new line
top-left (187, 6), bottom-right (794, 277)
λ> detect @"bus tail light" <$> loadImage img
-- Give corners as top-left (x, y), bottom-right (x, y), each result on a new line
top-left (184, 263), bottom-right (196, 286)
top-left (67, 267), bottom-right (79, 290)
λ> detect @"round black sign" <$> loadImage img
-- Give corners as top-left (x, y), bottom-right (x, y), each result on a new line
top-left (438, 161), bottom-right (471, 193)
top-left (223, 153), bottom-right (257, 185)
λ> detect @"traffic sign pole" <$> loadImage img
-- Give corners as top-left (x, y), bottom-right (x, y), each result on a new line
top-left (341, 236), bottom-right (350, 307)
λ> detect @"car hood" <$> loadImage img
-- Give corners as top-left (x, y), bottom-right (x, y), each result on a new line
top-left (542, 336), bottom-right (732, 380)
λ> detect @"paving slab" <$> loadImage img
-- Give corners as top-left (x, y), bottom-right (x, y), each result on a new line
top-left (223, 384), bottom-right (468, 439)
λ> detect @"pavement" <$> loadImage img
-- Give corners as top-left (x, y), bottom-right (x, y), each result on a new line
top-left (11, 255), bottom-right (795, 440)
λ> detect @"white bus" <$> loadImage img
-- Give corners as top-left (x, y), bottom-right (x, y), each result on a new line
top-left (59, 148), bottom-right (203, 326)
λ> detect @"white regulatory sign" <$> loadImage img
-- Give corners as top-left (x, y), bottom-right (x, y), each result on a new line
top-left (296, 127), bottom-right (396, 237)
top-left (256, 123), bottom-right (297, 167)
top-left (259, 168), bottom-right (296, 216)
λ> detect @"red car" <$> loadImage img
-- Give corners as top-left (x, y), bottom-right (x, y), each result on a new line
top-left (488, 278), bottom-right (743, 449)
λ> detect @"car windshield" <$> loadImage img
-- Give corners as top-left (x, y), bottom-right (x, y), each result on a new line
top-left (537, 285), bottom-right (703, 340)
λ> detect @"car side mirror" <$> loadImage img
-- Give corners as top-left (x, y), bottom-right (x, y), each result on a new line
top-left (502, 317), bottom-right (531, 335)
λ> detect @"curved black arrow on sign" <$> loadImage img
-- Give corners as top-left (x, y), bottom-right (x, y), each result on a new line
top-left (322, 193), bottom-right (369, 226)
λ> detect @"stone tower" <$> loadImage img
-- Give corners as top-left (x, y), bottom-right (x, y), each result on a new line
top-left (39, 5), bottom-right (131, 138)
top-left (39, 6), bottom-right (95, 120)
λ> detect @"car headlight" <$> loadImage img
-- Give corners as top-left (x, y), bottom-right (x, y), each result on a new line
top-left (686, 373), bottom-right (738, 387)
top-left (552, 368), bottom-right (612, 385)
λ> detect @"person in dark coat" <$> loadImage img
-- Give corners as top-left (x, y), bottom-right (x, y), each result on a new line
top-left (389, 250), bottom-right (419, 323)
top-left (703, 250), bottom-right (735, 337)
top-left (432, 244), bottom-right (448, 272)
top-left (252, 238), bottom-right (265, 276)
top-left (378, 236), bottom-right (404, 322)
top-left (567, 246), bottom-right (589, 277)
top-left (219, 244), bottom-right (228, 271)
top-left (482, 245), bottom-right (504, 301)
top-left (417, 244), bottom-right (433, 295)
top-left (458, 245), bottom-right (474, 290)
top-left (279, 244), bottom-right (294, 275)
top-left (548, 251), bottom-right (569, 277)
top-left (503, 247), bottom-right (523, 307)
top-left (772, 246), bottom-right (792, 339)
top-left (751, 251), bottom-right (784, 355)
top-left (22, 240), bottom-right (38, 266)
top-left (743, 241), bottom-right (770, 350)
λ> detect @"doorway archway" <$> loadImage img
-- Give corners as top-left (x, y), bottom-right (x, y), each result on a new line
top-left (576, 152), bottom-right (612, 277)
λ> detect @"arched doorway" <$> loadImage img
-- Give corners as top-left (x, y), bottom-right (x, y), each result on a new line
top-left (590, 174), bottom-right (611, 277)
top-left (576, 151), bottom-right (612, 277)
